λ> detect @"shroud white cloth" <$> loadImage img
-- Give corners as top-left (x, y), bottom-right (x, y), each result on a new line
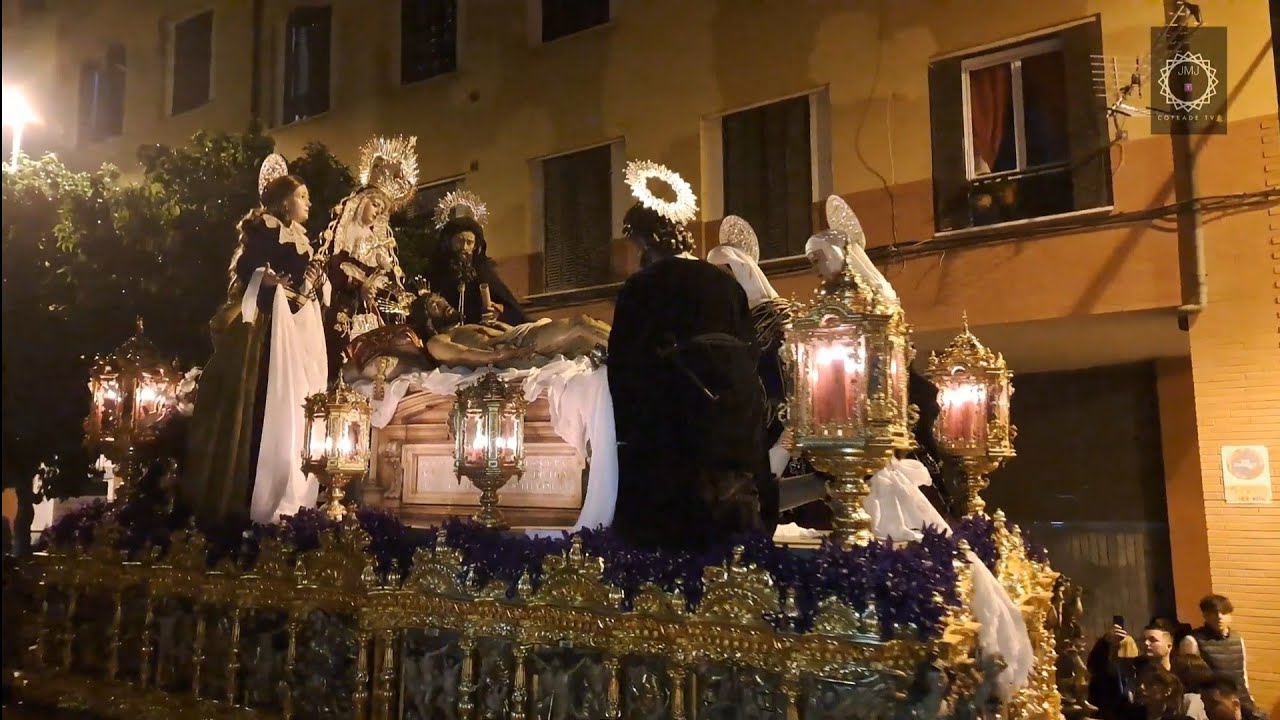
top-left (355, 357), bottom-right (618, 535)
top-left (246, 273), bottom-right (330, 524)
top-left (706, 244), bottom-right (779, 308)
top-left (864, 458), bottom-right (1034, 700)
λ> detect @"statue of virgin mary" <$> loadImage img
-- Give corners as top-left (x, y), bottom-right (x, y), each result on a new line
top-left (320, 136), bottom-right (419, 378)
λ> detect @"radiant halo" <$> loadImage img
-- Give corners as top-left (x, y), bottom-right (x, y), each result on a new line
top-left (624, 160), bottom-right (698, 225)
top-left (433, 189), bottom-right (489, 229)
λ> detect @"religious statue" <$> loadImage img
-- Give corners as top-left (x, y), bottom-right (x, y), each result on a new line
top-left (705, 217), bottom-right (827, 517)
top-left (416, 290), bottom-right (610, 368)
top-left (422, 189), bottom-right (529, 326)
top-left (183, 154), bottom-right (328, 527)
top-left (607, 159), bottom-right (778, 552)
top-left (321, 135), bottom-right (419, 379)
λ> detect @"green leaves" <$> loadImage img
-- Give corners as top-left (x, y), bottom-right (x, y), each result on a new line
top-left (1, 127), bottom-right (375, 497)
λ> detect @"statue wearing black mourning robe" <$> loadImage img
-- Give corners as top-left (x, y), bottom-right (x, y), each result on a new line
top-left (422, 217), bottom-right (528, 327)
top-left (608, 254), bottom-right (779, 551)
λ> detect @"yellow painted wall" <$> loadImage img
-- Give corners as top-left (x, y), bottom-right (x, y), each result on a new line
top-left (5, 0), bottom-right (1274, 335)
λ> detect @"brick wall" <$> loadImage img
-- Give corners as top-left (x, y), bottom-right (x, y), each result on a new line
top-left (1186, 117), bottom-right (1280, 714)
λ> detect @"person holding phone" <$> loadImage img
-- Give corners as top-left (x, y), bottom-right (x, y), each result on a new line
top-left (1088, 618), bottom-right (1201, 720)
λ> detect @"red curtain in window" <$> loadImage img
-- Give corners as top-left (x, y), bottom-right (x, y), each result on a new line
top-left (968, 64), bottom-right (1011, 173)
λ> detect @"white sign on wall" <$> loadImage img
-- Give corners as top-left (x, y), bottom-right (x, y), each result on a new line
top-left (1220, 445), bottom-right (1273, 505)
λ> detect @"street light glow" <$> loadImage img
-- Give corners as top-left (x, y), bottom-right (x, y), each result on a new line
top-left (3, 85), bottom-right (40, 166)
top-left (2, 86), bottom-right (39, 128)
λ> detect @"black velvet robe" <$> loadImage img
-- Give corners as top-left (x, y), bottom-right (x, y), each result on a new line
top-left (607, 256), bottom-right (778, 551)
top-left (183, 215), bottom-right (313, 528)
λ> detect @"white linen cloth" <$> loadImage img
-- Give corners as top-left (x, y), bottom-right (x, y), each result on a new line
top-left (355, 356), bottom-right (618, 534)
top-left (865, 458), bottom-right (1034, 700)
top-left (245, 271), bottom-right (329, 524)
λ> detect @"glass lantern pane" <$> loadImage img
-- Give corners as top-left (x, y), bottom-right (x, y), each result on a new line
top-left (498, 414), bottom-right (522, 464)
top-left (805, 329), bottom-right (868, 432)
top-left (991, 378), bottom-right (1011, 428)
top-left (97, 378), bottom-right (122, 435)
top-left (889, 341), bottom-right (908, 418)
top-left (308, 415), bottom-right (329, 461)
top-left (463, 413), bottom-right (487, 467)
top-left (936, 372), bottom-right (988, 452)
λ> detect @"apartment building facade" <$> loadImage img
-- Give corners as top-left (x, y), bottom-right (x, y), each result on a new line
top-left (3, 0), bottom-right (1278, 708)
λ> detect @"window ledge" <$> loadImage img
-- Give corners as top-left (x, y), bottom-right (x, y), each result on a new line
top-left (522, 281), bottom-right (622, 312)
top-left (400, 69), bottom-right (459, 89)
top-left (535, 20), bottom-right (614, 49)
top-left (276, 110), bottom-right (332, 131)
top-left (933, 205), bottom-right (1116, 241)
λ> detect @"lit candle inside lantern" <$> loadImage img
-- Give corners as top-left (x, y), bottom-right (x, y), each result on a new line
top-left (939, 376), bottom-right (986, 449)
top-left (466, 422), bottom-right (488, 465)
top-left (810, 338), bottom-right (866, 427)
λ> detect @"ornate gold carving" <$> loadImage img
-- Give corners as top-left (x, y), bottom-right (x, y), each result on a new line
top-left (696, 546), bottom-right (778, 628)
top-left (9, 510), bottom-right (1066, 719)
top-left (533, 537), bottom-right (621, 611)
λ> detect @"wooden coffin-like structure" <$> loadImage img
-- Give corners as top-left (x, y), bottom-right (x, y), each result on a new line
top-left (364, 388), bottom-right (588, 529)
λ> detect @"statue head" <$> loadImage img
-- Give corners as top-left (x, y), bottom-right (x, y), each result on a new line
top-left (623, 203), bottom-right (694, 266)
top-left (261, 174), bottom-right (310, 225)
top-left (804, 228), bottom-right (848, 281)
top-left (354, 187), bottom-right (392, 228)
top-left (435, 215), bottom-right (486, 285)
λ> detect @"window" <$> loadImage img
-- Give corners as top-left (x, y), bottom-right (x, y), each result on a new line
top-left (171, 11), bottom-right (214, 115)
top-left (401, 0), bottom-right (457, 83)
top-left (722, 95), bottom-right (814, 260)
top-left (77, 44), bottom-right (127, 143)
top-left (928, 18), bottom-right (1111, 232)
top-left (282, 5), bottom-right (332, 124)
top-left (541, 144), bottom-right (614, 291)
top-left (407, 177), bottom-right (463, 221)
top-left (541, 0), bottom-right (610, 43)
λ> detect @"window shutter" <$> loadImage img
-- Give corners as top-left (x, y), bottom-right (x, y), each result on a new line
top-left (93, 44), bottom-right (127, 139)
top-left (928, 57), bottom-right (969, 233)
top-left (1060, 16), bottom-right (1112, 212)
top-left (401, 0), bottom-right (457, 83)
top-left (172, 11), bottom-right (214, 115)
top-left (723, 95), bottom-right (812, 260)
top-left (307, 8), bottom-right (332, 118)
top-left (543, 145), bottom-right (613, 292)
top-left (77, 62), bottom-right (99, 143)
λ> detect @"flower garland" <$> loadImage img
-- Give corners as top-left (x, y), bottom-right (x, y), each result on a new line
top-left (39, 498), bottom-right (989, 640)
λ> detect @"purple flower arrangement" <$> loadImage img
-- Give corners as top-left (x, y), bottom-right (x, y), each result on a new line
top-left (37, 497), bottom-right (1047, 641)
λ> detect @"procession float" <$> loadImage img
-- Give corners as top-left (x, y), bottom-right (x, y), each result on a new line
top-left (2, 146), bottom-right (1096, 720)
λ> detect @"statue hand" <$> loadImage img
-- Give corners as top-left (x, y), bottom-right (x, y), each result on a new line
top-left (497, 345), bottom-right (536, 363)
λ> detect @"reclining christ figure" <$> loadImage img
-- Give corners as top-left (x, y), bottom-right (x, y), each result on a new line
top-left (420, 291), bottom-right (611, 368)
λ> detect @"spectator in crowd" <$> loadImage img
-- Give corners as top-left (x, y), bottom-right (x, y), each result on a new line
top-left (1202, 676), bottom-right (1244, 720)
top-left (1180, 595), bottom-right (1268, 720)
top-left (1135, 669), bottom-right (1207, 720)
top-left (1089, 619), bottom-right (1185, 720)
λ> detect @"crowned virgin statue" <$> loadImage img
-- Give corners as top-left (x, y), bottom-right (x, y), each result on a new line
top-left (320, 136), bottom-right (419, 379)
top-left (183, 155), bottom-right (329, 527)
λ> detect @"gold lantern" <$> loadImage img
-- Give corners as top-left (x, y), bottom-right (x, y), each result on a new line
top-left (84, 317), bottom-right (181, 497)
top-left (924, 313), bottom-right (1015, 516)
top-left (301, 379), bottom-right (373, 520)
top-left (783, 262), bottom-right (915, 547)
top-left (450, 370), bottom-right (528, 529)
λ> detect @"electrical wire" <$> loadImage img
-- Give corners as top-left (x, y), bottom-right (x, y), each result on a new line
top-left (866, 189), bottom-right (1279, 265)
